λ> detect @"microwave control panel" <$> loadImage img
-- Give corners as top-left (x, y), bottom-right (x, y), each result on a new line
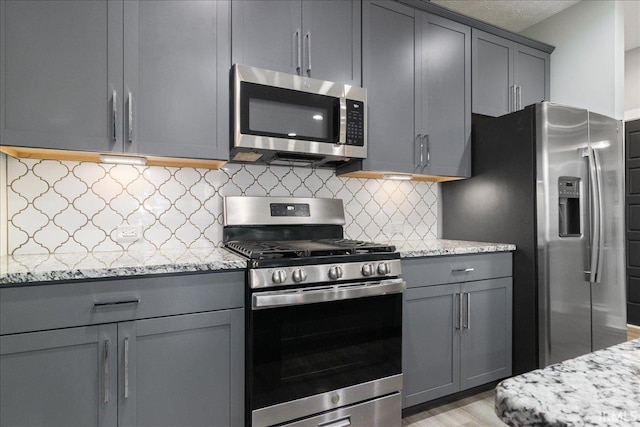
top-left (346, 100), bottom-right (365, 146)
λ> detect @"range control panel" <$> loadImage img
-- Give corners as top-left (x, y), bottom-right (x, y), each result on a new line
top-left (270, 203), bottom-right (311, 217)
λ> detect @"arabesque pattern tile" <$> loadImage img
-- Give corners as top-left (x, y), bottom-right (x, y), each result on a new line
top-left (6, 157), bottom-right (438, 254)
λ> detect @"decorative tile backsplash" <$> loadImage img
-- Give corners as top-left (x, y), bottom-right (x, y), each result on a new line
top-left (4, 157), bottom-right (437, 255)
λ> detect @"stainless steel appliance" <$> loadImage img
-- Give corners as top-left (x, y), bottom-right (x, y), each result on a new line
top-left (442, 102), bottom-right (626, 373)
top-left (231, 64), bottom-right (367, 167)
top-left (223, 196), bottom-right (403, 427)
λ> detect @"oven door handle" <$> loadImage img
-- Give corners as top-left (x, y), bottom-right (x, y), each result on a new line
top-left (252, 278), bottom-right (405, 310)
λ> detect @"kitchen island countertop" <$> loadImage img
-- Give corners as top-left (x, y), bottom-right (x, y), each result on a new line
top-left (495, 338), bottom-right (640, 426)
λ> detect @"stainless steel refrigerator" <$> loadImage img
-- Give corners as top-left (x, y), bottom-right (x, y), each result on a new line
top-left (442, 102), bottom-right (626, 374)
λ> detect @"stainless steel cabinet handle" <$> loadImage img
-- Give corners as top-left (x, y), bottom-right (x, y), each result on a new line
top-left (452, 267), bottom-right (474, 273)
top-left (294, 29), bottom-right (301, 75)
top-left (127, 92), bottom-right (133, 143)
top-left (465, 293), bottom-right (471, 329)
top-left (320, 417), bottom-right (351, 427)
top-left (94, 298), bottom-right (140, 307)
top-left (124, 337), bottom-right (130, 399)
top-left (112, 90), bottom-right (118, 142)
top-left (424, 134), bottom-right (430, 166)
top-left (103, 340), bottom-right (110, 403)
top-left (516, 85), bottom-right (522, 110)
top-left (455, 293), bottom-right (462, 330)
top-left (416, 134), bottom-right (424, 168)
top-left (305, 32), bottom-right (312, 76)
top-left (510, 85), bottom-right (516, 112)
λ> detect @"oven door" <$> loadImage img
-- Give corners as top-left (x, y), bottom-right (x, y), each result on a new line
top-left (248, 279), bottom-right (404, 427)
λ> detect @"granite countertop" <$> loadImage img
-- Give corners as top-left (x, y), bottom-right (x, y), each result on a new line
top-left (0, 239), bottom-right (515, 286)
top-left (0, 248), bottom-right (246, 286)
top-left (496, 339), bottom-right (640, 426)
top-left (392, 239), bottom-right (516, 258)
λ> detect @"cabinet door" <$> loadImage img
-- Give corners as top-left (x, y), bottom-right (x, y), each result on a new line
top-left (0, 0), bottom-right (123, 153)
top-left (0, 325), bottom-right (117, 427)
top-left (231, 0), bottom-right (301, 75)
top-left (118, 309), bottom-right (244, 427)
top-left (514, 44), bottom-right (550, 110)
top-left (403, 283), bottom-right (461, 408)
top-left (123, 0), bottom-right (230, 160)
top-left (420, 14), bottom-right (471, 178)
top-left (471, 29), bottom-right (514, 117)
top-left (460, 278), bottom-right (512, 390)
top-left (302, 0), bottom-right (361, 85)
top-left (362, 0), bottom-right (419, 174)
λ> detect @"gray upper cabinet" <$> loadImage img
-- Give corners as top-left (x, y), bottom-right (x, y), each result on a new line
top-left (0, 325), bottom-right (118, 427)
top-left (419, 14), bottom-right (471, 178)
top-left (472, 29), bottom-right (549, 117)
top-left (123, 0), bottom-right (230, 160)
top-left (359, 0), bottom-right (418, 174)
top-left (340, 0), bottom-right (470, 179)
top-left (231, 0), bottom-right (361, 86)
top-left (0, 0), bottom-right (230, 161)
top-left (0, 0), bottom-right (123, 153)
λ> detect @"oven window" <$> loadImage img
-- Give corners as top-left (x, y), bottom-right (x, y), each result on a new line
top-left (240, 82), bottom-right (340, 143)
top-left (249, 293), bottom-right (402, 410)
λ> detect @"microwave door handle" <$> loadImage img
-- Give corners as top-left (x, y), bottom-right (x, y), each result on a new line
top-left (339, 97), bottom-right (347, 145)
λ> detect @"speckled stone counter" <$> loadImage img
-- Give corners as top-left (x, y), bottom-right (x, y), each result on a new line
top-left (0, 248), bottom-right (246, 286)
top-left (393, 239), bottom-right (516, 258)
top-left (496, 339), bottom-right (640, 426)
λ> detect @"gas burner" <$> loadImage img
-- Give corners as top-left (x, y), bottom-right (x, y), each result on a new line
top-left (225, 239), bottom-right (395, 261)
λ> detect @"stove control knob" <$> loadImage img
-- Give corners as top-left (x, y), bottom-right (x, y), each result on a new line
top-left (272, 269), bottom-right (287, 284)
top-left (292, 269), bottom-right (307, 283)
top-left (362, 264), bottom-right (374, 276)
top-left (328, 266), bottom-right (343, 280)
top-left (377, 262), bottom-right (390, 275)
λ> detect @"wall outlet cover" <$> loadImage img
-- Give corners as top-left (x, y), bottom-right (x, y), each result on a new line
top-left (116, 225), bottom-right (142, 242)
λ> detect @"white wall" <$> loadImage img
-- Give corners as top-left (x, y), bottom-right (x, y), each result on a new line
top-left (522, 0), bottom-right (625, 119)
top-left (626, 47), bottom-right (640, 120)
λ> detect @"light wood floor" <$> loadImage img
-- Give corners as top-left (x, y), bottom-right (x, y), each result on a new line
top-left (402, 390), bottom-right (505, 427)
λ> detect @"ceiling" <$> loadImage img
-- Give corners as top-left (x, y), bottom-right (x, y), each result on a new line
top-left (431, 0), bottom-right (640, 51)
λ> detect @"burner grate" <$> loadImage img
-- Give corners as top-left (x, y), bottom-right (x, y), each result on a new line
top-left (225, 239), bottom-right (395, 260)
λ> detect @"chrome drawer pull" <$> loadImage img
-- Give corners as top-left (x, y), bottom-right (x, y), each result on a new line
top-left (451, 267), bottom-right (474, 273)
top-left (103, 339), bottom-right (110, 403)
top-left (319, 417), bottom-right (351, 427)
top-left (94, 298), bottom-right (140, 307)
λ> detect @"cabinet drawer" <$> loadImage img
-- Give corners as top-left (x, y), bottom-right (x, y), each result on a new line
top-left (0, 271), bottom-right (244, 335)
top-left (402, 253), bottom-right (512, 288)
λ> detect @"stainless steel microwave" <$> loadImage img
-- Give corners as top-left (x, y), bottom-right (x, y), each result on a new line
top-left (231, 64), bottom-right (367, 167)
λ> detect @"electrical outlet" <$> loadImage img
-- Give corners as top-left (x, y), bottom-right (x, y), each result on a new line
top-left (116, 226), bottom-right (142, 242)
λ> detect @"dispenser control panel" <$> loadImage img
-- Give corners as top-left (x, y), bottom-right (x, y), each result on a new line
top-left (558, 177), bottom-right (581, 237)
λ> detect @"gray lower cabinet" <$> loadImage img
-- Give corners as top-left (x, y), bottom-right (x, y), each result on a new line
top-left (472, 29), bottom-right (549, 117)
top-left (402, 254), bottom-right (513, 409)
top-left (231, 0), bottom-right (361, 86)
top-left (0, 325), bottom-right (118, 427)
top-left (0, 0), bottom-right (230, 161)
top-left (0, 272), bottom-right (244, 427)
top-left (339, 0), bottom-right (470, 179)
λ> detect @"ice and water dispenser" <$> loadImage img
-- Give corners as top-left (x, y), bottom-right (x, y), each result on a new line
top-left (558, 177), bottom-right (581, 237)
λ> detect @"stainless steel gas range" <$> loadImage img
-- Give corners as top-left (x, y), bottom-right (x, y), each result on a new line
top-left (223, 196), bottom-right (404, 427)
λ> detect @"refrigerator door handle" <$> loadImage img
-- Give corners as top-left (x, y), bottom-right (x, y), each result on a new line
top-left (592, 147), bottom-right (605, 284)
top-left (586, 147), bottom-right (600, 284)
